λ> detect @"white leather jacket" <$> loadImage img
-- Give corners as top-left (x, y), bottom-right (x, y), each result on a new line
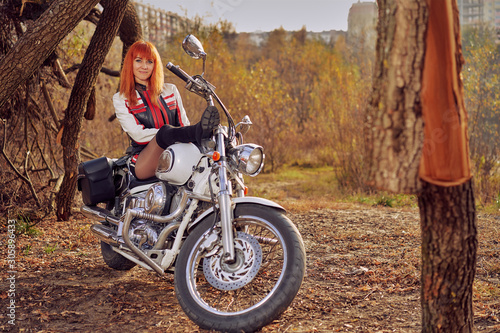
top-left (113, 83), bottom-right (190, 147)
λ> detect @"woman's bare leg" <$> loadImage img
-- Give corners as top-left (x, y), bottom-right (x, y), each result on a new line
top-left (134, 137), bottom-right (164, 179)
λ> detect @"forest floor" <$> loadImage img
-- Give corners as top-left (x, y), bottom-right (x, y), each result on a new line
top-left (1, 201), bottom-right (499, 332)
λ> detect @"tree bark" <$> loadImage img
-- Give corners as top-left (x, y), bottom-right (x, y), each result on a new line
top-left (0, 0), bottom-right (101, 109)
top-left (418, 1), bottom-right (477, 331)
top-left (99, 0), bottom-right (143, 64)
top-left (366, 0), bottom-right (428, 193)
top-left (368, 0), bottom-right (477, 331)
top-left (55, 0), bottom-right (129, 220)
top-left (419, 0), bottom-right (471, 186)
top-left (118, 1), bottom-right (143, 56)
top-left (418, 180), bottom-right (477, 332)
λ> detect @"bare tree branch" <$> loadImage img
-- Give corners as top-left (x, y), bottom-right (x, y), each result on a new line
top-left (0, 119), bottom-right (41, 207)
top-left (53, 58), bottom-right (72, 88)
top-left (80, 146), bottom-right (100, 160)
top-left (0, 0), bottom-right (101, 108)
top-left (84, 7), bottom-right (101, 25)
top-left (41, 80), bottom-right (61, 129)
top-left (56, 0), bottom-right (130, 220)
top-left (65, 63), bottom-right (120, 77)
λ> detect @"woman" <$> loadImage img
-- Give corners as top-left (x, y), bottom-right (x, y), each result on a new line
top-left (113, 40), bottom-right (219, 179)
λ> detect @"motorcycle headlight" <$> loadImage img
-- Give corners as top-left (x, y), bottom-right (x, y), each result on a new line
top-left (144, 182), bottom-right (167, 215)
top-left (229, 144), bottom-right (264, 176)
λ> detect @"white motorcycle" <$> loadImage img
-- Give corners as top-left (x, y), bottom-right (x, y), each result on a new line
top-left (78, 35), bottom-right (306, 332)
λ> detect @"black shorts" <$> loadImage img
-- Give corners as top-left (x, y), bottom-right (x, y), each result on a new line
top-left (129, 153), bottom-right (139, 178)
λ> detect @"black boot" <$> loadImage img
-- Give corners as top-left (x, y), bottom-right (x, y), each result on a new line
top-left (195, 106), bottom-right (220, 144)
top-left (156, 106), bottom-right (220, 149)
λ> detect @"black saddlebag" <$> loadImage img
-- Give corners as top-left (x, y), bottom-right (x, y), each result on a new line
top-left (77, 157), bottom-right (115, 206)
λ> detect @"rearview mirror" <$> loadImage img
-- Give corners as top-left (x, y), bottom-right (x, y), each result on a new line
top-left (236, 115), bottom-right (252, 135)
top-left (182, 35), bottom-right (206, 60)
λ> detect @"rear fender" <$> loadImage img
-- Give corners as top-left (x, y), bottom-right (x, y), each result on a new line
top-left (188, 197), bottom-right (285, 232)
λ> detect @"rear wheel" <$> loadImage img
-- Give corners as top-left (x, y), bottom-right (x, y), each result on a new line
top-left (175, 204), bottom-right (306, 332)
top-left (100, 241), bottom-right (136, 271)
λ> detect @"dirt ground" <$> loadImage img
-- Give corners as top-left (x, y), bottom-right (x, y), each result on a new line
top-left (1, 205), bottom-right (499, 332)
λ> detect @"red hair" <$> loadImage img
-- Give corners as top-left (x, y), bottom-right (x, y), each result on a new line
top-left (120, 41), bottom-right (164, 106)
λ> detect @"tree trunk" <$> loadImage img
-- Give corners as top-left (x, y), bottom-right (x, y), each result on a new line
top-left (366, 0), bottom-right (428, 193)
top-left (368, 0), bottom-right (477, 331)
top-left (100, 0), bottom-right (143, 62)
top-left (117, 1), bottom-right (143, 58)
top-left (0, 0), bottom-right (100, 109)
top-left (419, 180), bottom-right (477, 332)
top-left (417, 1), bottom-right (477, 330)
top-left (55, 0), bottom-right (129, 220)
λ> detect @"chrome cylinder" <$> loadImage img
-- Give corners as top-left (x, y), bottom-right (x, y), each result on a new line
top-left (81, 205), bottom-right (120, 226)
top-left (216, 129), bottom-right (235, 262)
top-left (90, 224), bottom-right (119, 246)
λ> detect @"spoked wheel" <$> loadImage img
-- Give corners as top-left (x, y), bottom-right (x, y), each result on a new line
top-left (175, 204), bottom-right (306, 333)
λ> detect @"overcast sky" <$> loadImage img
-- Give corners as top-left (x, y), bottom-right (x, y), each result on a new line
top-left (142, 0), bottom-right (366, 32)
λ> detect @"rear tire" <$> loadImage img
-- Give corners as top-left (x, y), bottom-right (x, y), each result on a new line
top-left (100, 241), bottom-right (136, 271)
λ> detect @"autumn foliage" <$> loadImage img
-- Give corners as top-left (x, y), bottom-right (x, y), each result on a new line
top-left (0, 17), bottom-right (499, 216)
top-left (461, 26), bottom-right (500, 206)
top-left (162, 25), bottom-right (374, 190)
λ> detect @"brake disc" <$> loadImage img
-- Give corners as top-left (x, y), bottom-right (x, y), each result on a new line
top-left (203, 231), bottom-right (262, 291)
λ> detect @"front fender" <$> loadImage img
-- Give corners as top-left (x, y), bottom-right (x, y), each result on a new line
top-left (188, 196), bottom-right (285, 232)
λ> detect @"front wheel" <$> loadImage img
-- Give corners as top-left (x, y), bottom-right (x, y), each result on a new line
top-left (175, 204), bottom-right (306, 333)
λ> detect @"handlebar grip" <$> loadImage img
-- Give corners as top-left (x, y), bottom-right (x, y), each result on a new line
top-left (166, 62), bottom-right (192, 83)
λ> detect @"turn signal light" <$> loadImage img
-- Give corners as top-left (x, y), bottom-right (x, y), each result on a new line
top-left (212, 151), bottom-right (221, 161)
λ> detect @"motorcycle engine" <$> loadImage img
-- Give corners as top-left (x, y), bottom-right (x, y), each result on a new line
top-left (124, 177), bottom-right (185, 251)
top-left (128, 219), bottom-right (160, 250)
top-left (125, 183), bottom-right (183, 251)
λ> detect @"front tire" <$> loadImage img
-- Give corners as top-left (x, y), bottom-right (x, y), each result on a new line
top-left (175, 204), bottom-right (306, 333)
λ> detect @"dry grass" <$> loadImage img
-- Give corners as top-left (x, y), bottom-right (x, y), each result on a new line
top-left (1, 168), bottom-right (498, 332)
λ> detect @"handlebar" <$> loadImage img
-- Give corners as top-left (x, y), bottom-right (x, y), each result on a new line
top-left (166, 62), bottom-right (192, 83)
top-left (166, 61), bottom-right (236, 139)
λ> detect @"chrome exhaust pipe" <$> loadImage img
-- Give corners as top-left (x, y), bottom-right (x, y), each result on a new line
top-left (90, 224), bottom-right (120, 246)
top-left (81, 205), bottom-right (121, 226)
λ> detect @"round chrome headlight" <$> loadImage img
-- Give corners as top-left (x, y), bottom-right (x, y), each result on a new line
top-left (229, 144), bottom-right (265, 176)
top-left (145, 182), bottom-right (167, 215)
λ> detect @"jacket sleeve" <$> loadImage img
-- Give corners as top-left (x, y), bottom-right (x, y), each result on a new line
top-left (171, 84), bottom-right (190, 126)
top-left (113, 92), bottom-right (158, 144)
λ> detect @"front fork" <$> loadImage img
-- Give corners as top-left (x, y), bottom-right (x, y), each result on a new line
top-left (214, 127), bottom-right (236, 262)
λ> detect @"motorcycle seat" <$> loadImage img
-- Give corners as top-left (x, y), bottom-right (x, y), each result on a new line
top-left (112, 155), bottom-right (130, 168)
top-left (129, 175), bottom-right (159, 190)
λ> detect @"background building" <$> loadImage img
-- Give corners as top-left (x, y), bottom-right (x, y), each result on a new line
top-left (347, 1), bottom-right (378, 51)
top-left (457, 0), bottom-right (500, 41)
